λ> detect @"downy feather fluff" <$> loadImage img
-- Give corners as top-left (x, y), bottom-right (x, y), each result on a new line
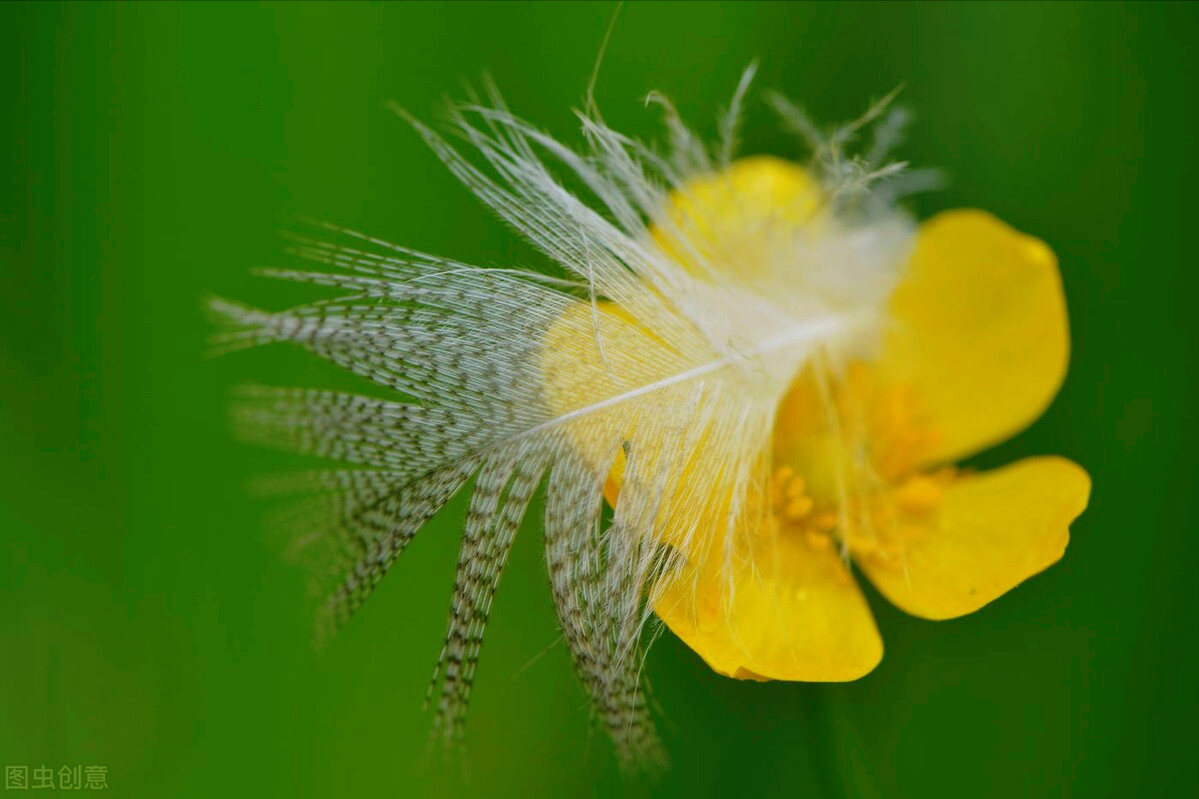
top-left (210, 70), bottom-right (921, 773)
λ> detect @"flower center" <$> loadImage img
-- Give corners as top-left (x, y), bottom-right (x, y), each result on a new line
top-left (770, 357), bottom-right (949, 565)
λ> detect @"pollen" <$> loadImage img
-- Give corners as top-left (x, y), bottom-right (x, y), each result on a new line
top-left (772, 467), bottom-right (816, 522)
top-left (804, 530), bottom-right (834, 551)
top-left (892, 473), bottom-right (946, 516)
top-left (768, 354), bottom-right (957, 569)
top-left (786, 496), bottom-right (815, 520)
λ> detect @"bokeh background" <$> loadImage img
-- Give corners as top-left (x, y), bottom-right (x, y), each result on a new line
top-left (4, 2), bottom-right (1196, 797)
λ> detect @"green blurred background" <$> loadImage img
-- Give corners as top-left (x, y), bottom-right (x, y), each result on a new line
top-left (3, 2), bottom-right (1196, 796)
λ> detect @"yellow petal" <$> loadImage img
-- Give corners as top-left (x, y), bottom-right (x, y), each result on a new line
top-left (601, 389), bottom-right (883, 682)
top-left (651, 156), bottom-right (818, 280)
top-left (879, 209), bottom-right (1071, 465)
top-left (655, 531), bottom-right (883, 682)
top-left (857, 456), bottom-right (1091, 620)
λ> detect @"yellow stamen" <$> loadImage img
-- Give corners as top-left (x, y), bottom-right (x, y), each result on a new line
top-left (892, 474), bottom-right (945, 516)
top-left (784, 496), bottom-right (814, 520)
top-left (804, 531), bottom-right (833, 550)
top-left (785, 476), bottom-right (807, 499)
top-left (811, 511), bottom-right (839, 531)
top-left (771, 466), bottom-right (795, 494)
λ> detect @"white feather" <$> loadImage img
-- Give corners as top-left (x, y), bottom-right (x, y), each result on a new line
top-left (210, 72), bottom-right (917, 773)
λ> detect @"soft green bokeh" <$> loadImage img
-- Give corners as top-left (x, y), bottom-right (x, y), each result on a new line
top-left (3, 2), bottom-right (1196, 796)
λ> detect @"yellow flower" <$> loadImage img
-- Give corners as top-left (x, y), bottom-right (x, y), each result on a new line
top-left (565, 157), bottom-right (1091, 682)
top-left (216, 80), bottom-right (1092, 767)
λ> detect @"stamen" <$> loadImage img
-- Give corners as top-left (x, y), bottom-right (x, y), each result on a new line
top-left (772, 467), bottom-right (816, 523)
top-left (771, 465), bottom-right (795, 494)
top-left (769, 358), bottom-right (948, 567)
top-left (892, 474), bottom-right (944, 516)
top-left (804, 531), bottom-right (832, 550)
top-left (784, 496), bottom-right (814, 520)
top-left (811, 511), bottom-right (839, 531)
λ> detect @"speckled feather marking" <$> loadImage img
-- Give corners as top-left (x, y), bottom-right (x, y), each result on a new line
top-left (210, 222), bottom-right (683, 768)
top-left (544, 446), bottom-right (669, 772)
top-left (428, 447), bottom-right (548, 745)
